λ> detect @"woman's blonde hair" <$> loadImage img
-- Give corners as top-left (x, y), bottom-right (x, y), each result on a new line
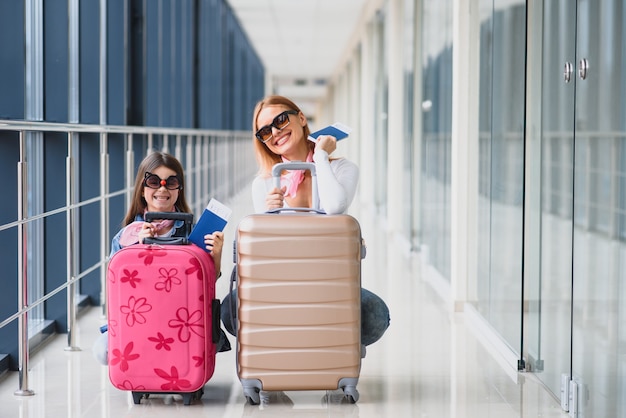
top-left (252, 95), bottom-right (315, 176)
top-left (123, 151), bottom-right (191, 226)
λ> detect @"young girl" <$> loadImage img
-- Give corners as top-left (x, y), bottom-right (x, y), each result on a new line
top-left (110, 151), bottom-right (223, 266)
top-left (221, 95), bottom-right (390, 351)
top-left (93, 151), bottom-right (230, 365)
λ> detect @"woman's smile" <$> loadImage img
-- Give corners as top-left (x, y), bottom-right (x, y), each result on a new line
top-left (272, 131), bottom-right (290, 147)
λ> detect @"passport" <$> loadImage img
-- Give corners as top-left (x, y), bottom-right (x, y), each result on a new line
top-left (308, 122), bottom-right (351, 142)
top-left (189, 198), bottom-right (232, 252)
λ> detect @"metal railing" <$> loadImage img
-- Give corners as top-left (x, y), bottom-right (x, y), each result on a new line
top-left (0, 119), bottom-right (255, 396)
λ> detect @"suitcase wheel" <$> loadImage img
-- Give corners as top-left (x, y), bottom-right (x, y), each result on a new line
top-left (343, 386), bottom-right (359, 404)
top-left (131, 392), bottom-right (148, 404)
top-left (130, 389), bottom-right (203, 406)
top-left (182, 388), bottom-right (205, 405)
top-left (321, 388), bottom-right (360, 405)
top-left (182, 393), bottom-right (193, 405)
top-left (243, 387), bottom-right (260, 405)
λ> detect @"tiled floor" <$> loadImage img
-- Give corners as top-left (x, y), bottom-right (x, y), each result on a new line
top-left (0, 186), bottom-right (568, 418)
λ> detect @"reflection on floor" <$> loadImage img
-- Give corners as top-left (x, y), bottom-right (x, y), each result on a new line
top-left (0, 187), bottom-right (568, 418)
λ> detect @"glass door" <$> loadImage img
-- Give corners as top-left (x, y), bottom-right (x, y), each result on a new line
top-left (529, 0), bottom-right (577, 402)
top-left (527, 1), bottom-right (626, 415)
top-left (570, 1), bottom-right (626, 416)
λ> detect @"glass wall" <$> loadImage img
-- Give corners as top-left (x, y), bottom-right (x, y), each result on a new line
top-left (419, 0), bottom-right (453, 279)
top-left (330, 1), bottom-right (626, 415)
top-left (373, 8), bottom-right (389, 215)
top-left (474, 0), bottom-right (527, 355)
top-left (0, 0), bottom-right (263, 372)
top-left (402, 0), bottom-right (418, 247)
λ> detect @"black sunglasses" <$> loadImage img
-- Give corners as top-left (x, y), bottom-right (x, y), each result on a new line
top-left (143, 172), bottom-right (182, 190)
top-left (255, 110), bottom-right (299, 143)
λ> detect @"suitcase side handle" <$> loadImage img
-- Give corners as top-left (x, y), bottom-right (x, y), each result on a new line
top-left (271, 161), bottom-right (320, 211)
top-left (228, 267), bottom-right (238, 334)
top-left (211, 299), bottom-right (221, 343)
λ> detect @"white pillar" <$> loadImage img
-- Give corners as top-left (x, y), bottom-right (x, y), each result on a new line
top-left (451, 0), bottom-right (479, 311)
top-left (386, 0), bottom-right (405, 235)
top-left (359, 22), bottom-right (376, 211)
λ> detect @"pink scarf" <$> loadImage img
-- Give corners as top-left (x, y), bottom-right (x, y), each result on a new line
top-left (118, 210), bottom-right (175, 246)
top-left (281, 151), bottom-right (313, 198)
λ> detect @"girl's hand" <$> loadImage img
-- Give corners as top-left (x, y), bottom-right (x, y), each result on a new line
top-left (204, 231), bottom-right (223, 256)
top-left (266, 186), bottom-right (286, 210)
top-left (204, 231), bottom-right (224, 279)
top-left (138, 222), bottom-right (155, 243)
top-left (314, 134), bottom-right (337, 155)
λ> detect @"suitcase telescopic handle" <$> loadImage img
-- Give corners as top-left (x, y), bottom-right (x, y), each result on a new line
top-left (144, 211), bottom-right (193, 223)
top-left (143, 212), bottom-right (193, 245)
top-left (271, 161), bottom-right (321, 212)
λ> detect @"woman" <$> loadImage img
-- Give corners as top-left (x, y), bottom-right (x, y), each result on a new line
top-left (222, 95), bottom-right (390, 349)
top-left (93, 151), bottom-right (230, 365)
top-left (250, 97), bottom-right (357, 215)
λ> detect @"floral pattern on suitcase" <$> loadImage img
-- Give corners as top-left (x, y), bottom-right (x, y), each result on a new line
top-left (107, 244), bottom-right (216, 393)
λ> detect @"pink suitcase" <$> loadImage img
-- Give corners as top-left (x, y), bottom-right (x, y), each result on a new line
top-left (107, 212), bottom-right (220, 405)
top-left (233, 162), bottom-right (364, 404)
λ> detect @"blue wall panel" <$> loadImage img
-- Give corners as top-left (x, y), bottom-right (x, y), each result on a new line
top-left (0, 133), bottom-right (20, 368)
top-left (107, 0), bottom-right (127, 125)
top-left (128, 0), bottom-right (145, 125)
top-left (144, 0), bottom-right (160, 126)
top-left (78, 135), bottom-right (102, 304)
top-left (198, 0), bottom-right (224, 129)
top-left (43, 133), bottom-right (69, 332)
top-left (162, 0), bottom-right (173, 127)
top-left (44, 0), bottom-right (69, 122)
top-left (0, 0), bottom-right (25, 119)
top-left (80, 1), bottom-right (101, 124)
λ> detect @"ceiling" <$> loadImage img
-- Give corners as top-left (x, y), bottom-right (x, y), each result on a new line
top-left (226, 0), bottom-right (369, 116)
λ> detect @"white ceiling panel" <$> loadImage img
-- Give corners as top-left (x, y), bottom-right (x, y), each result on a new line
top-left (227, 0), bottom-right (368, 103)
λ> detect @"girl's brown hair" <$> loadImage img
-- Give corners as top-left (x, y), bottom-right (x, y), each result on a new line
top-left (123, 151), bottom-right (191, 226)
top-left (252, 95), bottom-right (315, 176)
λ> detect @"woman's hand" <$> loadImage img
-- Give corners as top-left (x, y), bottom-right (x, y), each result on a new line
top-left (314, 134), bottom-right (337, 155)
top-left (204, 231), bottom-right (224, 279)
top-left (266, 186), bottom-right (286, 210)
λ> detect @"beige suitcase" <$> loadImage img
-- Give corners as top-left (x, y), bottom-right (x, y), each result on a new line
top-left (233, 162), bottom-right (365, 404)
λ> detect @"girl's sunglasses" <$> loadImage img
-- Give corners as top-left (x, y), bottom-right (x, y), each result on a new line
top-left (143, 172), bottom-right (182, 190)
top-left (255, 110), bottom-right (299, 143)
